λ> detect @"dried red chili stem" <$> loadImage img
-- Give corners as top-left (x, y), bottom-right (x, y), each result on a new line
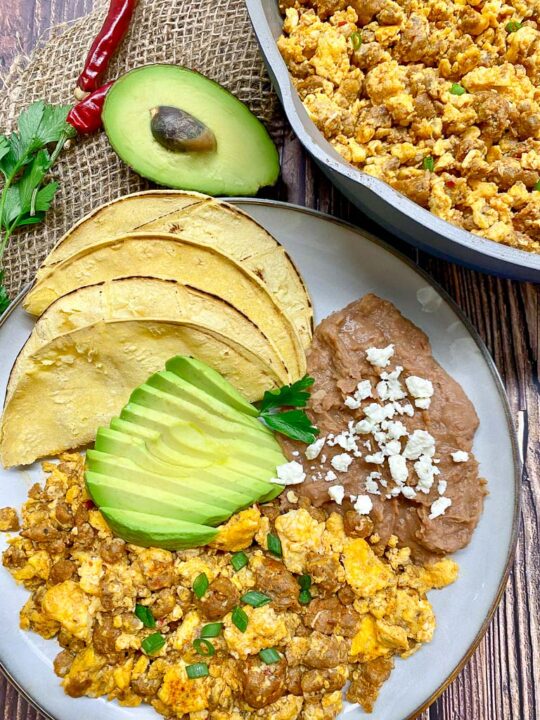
top-left (67, 81), bottom-right (114, 134)
top-left (76, 0), bottom-right (138, 94)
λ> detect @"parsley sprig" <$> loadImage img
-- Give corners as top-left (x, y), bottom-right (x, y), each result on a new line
top-left (0, 101), bottom-right (76, 313)
top-left (258, 375), bottom-right (319, 444)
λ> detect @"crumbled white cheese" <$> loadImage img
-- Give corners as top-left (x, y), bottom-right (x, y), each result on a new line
top-left (331, 453), bottom-right (353, 472)
top-left (305, 437), bottom-right (326, 460)
top-left (401, 486), bottom-right (417, 500)
top-left (381, 420), bottom-right (408, 440)
top-left (271, 461), bottom-right (306, 486)
top-left (382, 439), bottom-right (402, 456)
top-left (393, 402), bottom-right (415, 417)
top-left (429, 497), bottom-right (452, 520)
top-left (291, 451), bottom-right (300, 457)
top-left (415, 398), bottom-right (431, 410)
top-left (363, 440), bottom-right (373, 450)
top-left (327, 431), bottom-right (358, 453)
top-left (414, 455), bottom-right (440, 493)
top-left (344, 380), bottom-right (373, 409)
top-left (355, 419), bottom-right (375, 434)
top-left (388, 455), bottom-right (409, 485)
top-left (377, 367), bottom-right (406, 402)
top-left (451, 450), bottom-right (469, 463)
top-left (437, 479), bottom-right (447, 496)
top-left (405, 376), bottom-right (434, 399)
top-left (321, 454), bottom-right (327, 463)
top-left (364, 403), bottom-right (395, 424)
top-left (286, 490), bottom-right (299, 503)
top-left (324, 470), bottom-right (338, 482)
top-left (328, 485), bottom-right (345, 505)
top-left (365, 451), bottom-right (385, 465)
top-left (366, 344), bottom-right (395, 368)
top-left (365, 471), bottom-right (382, 495)
top-left (403, 430), bottom-right (436, 460)
top-left (354, 495), bottom-right (373, 515)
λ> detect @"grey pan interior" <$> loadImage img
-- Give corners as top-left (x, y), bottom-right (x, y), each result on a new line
top-left (246, 0), bottom-right (540, 281)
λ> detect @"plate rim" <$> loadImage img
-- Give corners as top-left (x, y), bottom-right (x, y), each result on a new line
top-left (0, 198), bottom-right (522, 720)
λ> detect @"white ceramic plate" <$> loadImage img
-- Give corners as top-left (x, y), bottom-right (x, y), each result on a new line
top-left (0, 200), bottom-right (519, 720)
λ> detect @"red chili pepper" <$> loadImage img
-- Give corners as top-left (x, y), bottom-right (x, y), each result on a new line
top-left (76, 0), bottom-right (138, 95)
top-left (84, 499), bottom-right (96, 510)
top-left (67, 81), bottom-right (114, 134)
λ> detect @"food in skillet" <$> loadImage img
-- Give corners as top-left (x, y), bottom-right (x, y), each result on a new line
top-left (278, 1), bottom-right (540, 252)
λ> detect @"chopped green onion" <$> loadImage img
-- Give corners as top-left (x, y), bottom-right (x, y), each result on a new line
top-left (299, 589), bottom-right (312, 605)
top-left (350, 31), bottom-right (362, 51)
top-left (241, 590), bottom-right (272, 608)
top-left (231, 552), bottom-right (249, 572)
top-left (534, 180), bottom-right (540, 192)
top-left (232, 606), bottom-right (249, 633)
top-left (450, 83), bottom-right (466, 96)
top-left (267, 533), bottom-right (282, 557)
top-left (135, 604), bottom-right (156, 628)
top-left (297, 574), bottom-right (312, 591)
top-left (200, 622), bottom-right (223, 638)
top-left (186, 662), bottom-right (209, 679)
top-left (505, 20), bottom-right (522, 33)
top-left (193, 638), bottom-right (215, 657)
top-left (141, 632), bottom-right (165, 655)
top-left (423, 156), bottom-right (435, 172)
top-left (193, 572), bottom-right (209, 599)
top-left (259, 648), bottom-right (281, 664)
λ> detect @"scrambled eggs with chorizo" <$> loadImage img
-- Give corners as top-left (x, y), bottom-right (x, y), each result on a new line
top-left (278, 0), bottom-right (540, 251)
top-left (2, 454), bottom-right (457, 717)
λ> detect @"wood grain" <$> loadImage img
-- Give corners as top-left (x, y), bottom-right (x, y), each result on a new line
top-left (0, 2), bottom-right (538, 719)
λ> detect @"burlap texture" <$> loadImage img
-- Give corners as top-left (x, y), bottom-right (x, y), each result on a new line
top-left (0, 0), bottom-right (283, 299)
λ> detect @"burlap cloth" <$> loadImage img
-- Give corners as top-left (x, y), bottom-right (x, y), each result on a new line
top-left (0, 0), bottom-right (284, 299)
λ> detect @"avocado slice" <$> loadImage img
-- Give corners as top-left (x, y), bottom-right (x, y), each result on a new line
top-left (86, 471), bottom-right (231, 525)
top-left (102, 64), bottom-right (280, 195)
top-left (166, 356), bottom-right (258, 417)
top-left (100, 507), bottom-right (217, 549)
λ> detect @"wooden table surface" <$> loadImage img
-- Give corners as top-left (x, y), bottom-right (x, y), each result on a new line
top-left (0, 1), bottom-right (538, 719)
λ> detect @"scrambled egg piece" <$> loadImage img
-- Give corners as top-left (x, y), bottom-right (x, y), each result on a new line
top-left (210, 506), bottom-right (261, 551)
top-left (343, 539), bottom-right (394, 597)
top-left (224, 605), bottom-right (297, 658)
top-left (275, 508), bottom-right (325, 573)
top-left (42, 580), bottom-right (94, 639)
top-left (158, 663), bottom-right (209, 714)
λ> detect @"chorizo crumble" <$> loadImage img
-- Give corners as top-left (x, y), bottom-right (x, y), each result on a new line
top-left (278, 0), bottom-right (540, 252)
top-left (2, 453), bottom-right (458, 718)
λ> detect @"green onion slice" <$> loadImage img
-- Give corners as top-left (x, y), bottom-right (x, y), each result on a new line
top-left (135, 604), bottom-right (156, 628)
top-left (299, 589), bottom-right (312, 605)
top-left (350, 31), bottom-right (362, 51)
top-left (267, 533), bottom-right (282, 557)
top-left (297, 574), bottom-right (312, 591)
top-left (534, 180), bottom-right (540, 192)
top-left (186, 662), bottom-right (209, 679)
top-left (232, 606), bottom-right (249, 633)
top-left (231, 552), bottom-right (249, 572)
top-left (450, 83), bottom-right (466, 96)
top-left (193, 572), bottom-right (209, 599)
top-left (241, 590), bottom-right (271, 608)
top-left (193, 638), bottom-right (215, 657)
top-left (141, 632), bottom-right (165, 655)
top-left (259, 648), bottom-right (281, 664)
top-left (423, 156), bottom-right (435, 172)
top-left (505, 20), bottom-right (522, 33)
top-left (200, 622), bottom-right (223, 638)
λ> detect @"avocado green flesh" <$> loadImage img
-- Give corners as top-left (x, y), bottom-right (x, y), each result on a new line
top-left (102, 64), bottom-right (280, 195)
top-left (166, 357), bottom-right (258, 417)
top-left (86, 472), bottom-right (231, 525)
top-left (100, 507), bottom-right (217, 550)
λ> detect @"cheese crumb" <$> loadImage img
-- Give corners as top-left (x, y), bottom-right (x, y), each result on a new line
top-left (451, 450), bottom-right (469, 463)
top-left (403, 430), bottom-right (436, 460)
top-left (365, 451), bottom-right (385, 465)
top-left (429, 497), bottom-right (452, 520)
top-left (405, 376), bottom-right (434, 400)
top-left (324, 470), bottom-right (338, 482)
top-left (344, 380), bottom-right (373, 409)
top-left (401, 486), bottom-right (417, 500)
top-left (353, 495), bottom-right (373, 515)
top-left (328, 485), bottom-right (345, 505)
top-left (286, 490), bottom-right (299, 504)
top-left (366, 344), bottom-right (395, 368)
top-left (414, 455), bottom-right (440, 493)
top-left (331, 453), bottom-right (353, 472)
top-left (305, 437), bottom-right (326, 460)
top-left (388, 455), bottom-right (409, 485)
top-left (415, 398), bottom-right (431, 410)
top-left (271, 461), bottom-right (306, 486)
top-left (437, 480), bottom-right (447, 496)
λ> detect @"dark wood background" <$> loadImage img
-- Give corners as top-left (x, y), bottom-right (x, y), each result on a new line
top-left (0, 1), bottom-right (538, 719)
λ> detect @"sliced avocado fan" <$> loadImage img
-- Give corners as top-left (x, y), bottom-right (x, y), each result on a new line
top-left (85, 356), bottom-right (286, 549)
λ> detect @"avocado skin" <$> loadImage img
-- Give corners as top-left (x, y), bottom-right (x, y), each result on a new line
top-left (100, 507), bottom-right (218, 549)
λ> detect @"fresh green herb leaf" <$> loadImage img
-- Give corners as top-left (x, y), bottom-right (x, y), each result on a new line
top-left (450, 83), bottom-right (466, 96)
top-left (261, 409), bottom-right (320, 444)
top-left (423, 156), bottom-right (435, 172)
top-left (231, 551), bottom-right (249, 572)
top-left (0, 270), bottom-right (9, 314)
top-left (34, 181), bottom-right (59, 214)
top-left (259, 648), bottom-right (281, 664)
top-left (200, 623), bottom-right (223, 638)
top-left (232, 606), bottom-right (249, 632)
top-left (186, 662), bottom-right (209, 679)
top-left (141, 632), bottom-right (165, 655)
top-left (297, 574), bottom-right (312, 591)
top-left (299, 589), bottom-right (312, 605)
top-left (260, 375), bottom-right (315, 413)
top-left (267, 533), bottom-right (282, 557)
top-left (193, 638), bottom-right (215, 657)
top-left (135, 604), bottom-right (156, 628)
top-left (241, 590), bottom-right (271, 608)
top-left (505, 20), bottom-right (522, 33)
top-left (350, 31), bottom-right (362, 50)
top-left (193, 573), bottom-right (209, 599)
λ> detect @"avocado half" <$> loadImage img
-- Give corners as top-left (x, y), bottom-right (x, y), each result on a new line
top-left (102, 64), bottom-right (280, 195)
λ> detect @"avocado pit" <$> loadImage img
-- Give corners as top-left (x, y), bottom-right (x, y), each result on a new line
top-left (150, 105), bottom-right (217, 153)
